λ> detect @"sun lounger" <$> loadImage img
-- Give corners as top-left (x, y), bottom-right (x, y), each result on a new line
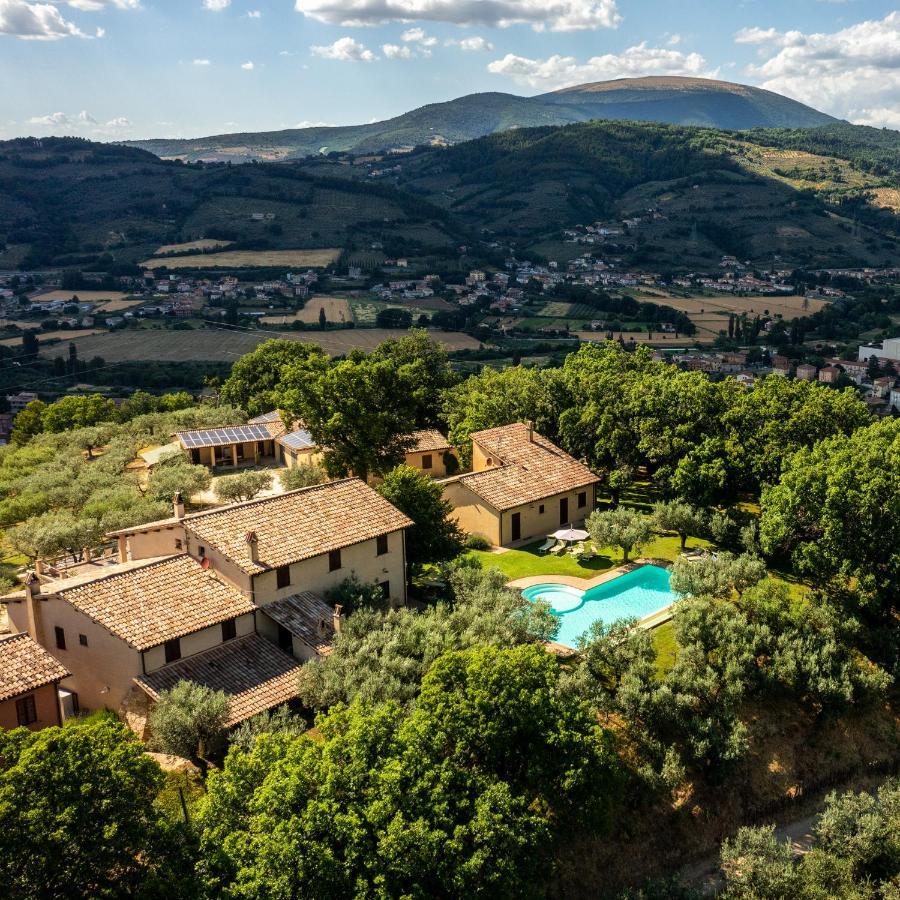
top-left (551, 541), bottom-right (568, 555)
top-left (537, 537), bottom-right (556, 554)
top-left (567, 542), bottom-right (585, 556)
top-left (578, 547), bottom-right (596, 562)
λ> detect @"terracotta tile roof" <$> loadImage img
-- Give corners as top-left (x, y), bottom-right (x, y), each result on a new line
top-left (460, 423), bottom-right (599, 511)
top-left (263, 592), bottom-right (335, 657)
top-left (183, 479), bottom-right (412, 575)
top-left (53, 555), bottom-right (255, 651)
top-left (0, 633), bottom-right (69, 702)
top-left (135, 634), bottom-right (303, 726)
top-left (408, 429), bottom-right (451, 454)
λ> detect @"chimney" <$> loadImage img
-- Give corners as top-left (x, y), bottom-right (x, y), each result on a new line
top-left (173, 492), bottom-right (185, 520)
top-left (245, 531), bottom-right (259, 564)
top-left (332, 604), bottom-right (343, 635)
top-left (525, 420), bottom-right (534, 443)
top-left (23, 572), bottom-right (40, 641)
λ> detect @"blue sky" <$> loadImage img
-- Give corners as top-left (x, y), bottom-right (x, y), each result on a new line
top-left (2, 0), bottom-right (900, 140)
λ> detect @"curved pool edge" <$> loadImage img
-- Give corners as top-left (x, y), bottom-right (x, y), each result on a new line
top-left (507, 559), bottom-right (667, 593)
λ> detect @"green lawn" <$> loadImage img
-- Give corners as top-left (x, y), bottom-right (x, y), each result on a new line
top-left (651, 620), bottom-right (677, 678)
top-left (469, 533), bottom-right (711, 582)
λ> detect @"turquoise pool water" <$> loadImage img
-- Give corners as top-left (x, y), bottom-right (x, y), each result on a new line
top-left (522, 565), bottom-right (675, 648)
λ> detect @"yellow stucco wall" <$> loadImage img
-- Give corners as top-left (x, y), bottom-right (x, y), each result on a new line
top-left (251, 531), bottom-right (407, 607)
top-left (141, 612), bottom-right (255, 673)
top-left (0, 683), bottom-right (61, 731)
top-left (124, 523), bottom-right (186, 561)
top-left (441, 480), bottom-right (502, 545)
top-left (9, 595), bottom-right (142, 714)
top-left (404, 449), bottom-right (453, 478)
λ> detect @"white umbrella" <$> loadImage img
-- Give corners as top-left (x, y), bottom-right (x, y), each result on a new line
top-left (551, 527), bottom-right (589, 542)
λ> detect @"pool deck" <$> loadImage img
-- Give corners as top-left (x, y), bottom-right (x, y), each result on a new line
top-left (507, 558), bottom-right (669, 592)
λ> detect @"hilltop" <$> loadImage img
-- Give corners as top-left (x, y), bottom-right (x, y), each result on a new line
top-left (124, 77), bottom-right (837, 163)
top-left (3, 116), bottom-right (899, 273)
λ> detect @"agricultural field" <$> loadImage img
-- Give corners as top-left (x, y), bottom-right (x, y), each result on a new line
top-left (154, 239), bottom-right (233, 255)
top-left (141, 248), bottom-right (341, 269)
top-left (39, 325), bottom-right (479, 361)
top-left (260, 297), bottom-right (353, 326)
top-left (650, 292), bottom-right (828, 320)
top-left (577, 329), bottom-right (712, 346)
top-left (537, 302), bottom-right (597, 319)
top-left (0, 328), bottom-right (105, 347)
top-left (31, 290), bottom-right (129, 303)
top-left (348, 298), bottom-right (434, 326)
top-left (93, 298), bottom-right (146, 313)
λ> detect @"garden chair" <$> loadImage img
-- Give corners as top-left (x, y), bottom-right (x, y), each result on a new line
top-left (536, 537), bottom-right (556, 554)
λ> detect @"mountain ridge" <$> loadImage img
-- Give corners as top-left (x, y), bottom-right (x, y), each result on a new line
top-left (123, 77), bottom-right (838, 163)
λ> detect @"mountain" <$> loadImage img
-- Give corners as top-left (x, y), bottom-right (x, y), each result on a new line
top-left (540, 77), bottom-right (837, 130)
top-left (125, 77), bottom-right (837, 163)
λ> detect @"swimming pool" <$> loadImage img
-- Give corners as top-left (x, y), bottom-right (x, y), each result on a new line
top-left (522, 565), bottom-right (676, 648)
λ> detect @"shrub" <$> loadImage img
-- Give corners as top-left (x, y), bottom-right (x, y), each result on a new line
top-left (149, 681), bottom-right (230, 761)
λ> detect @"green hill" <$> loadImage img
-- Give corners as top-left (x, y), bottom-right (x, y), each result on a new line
top-left (4, 117), bottom-right (900, 273)
top-left (124, 77), bottom-right (837, 163)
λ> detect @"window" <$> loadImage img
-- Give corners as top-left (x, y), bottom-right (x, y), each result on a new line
top-left (54, 626), bottom-right (66, 651)
top-left (277, 626), bottom-right (293, 653)
top-left (421, 453), bottom-right (432, 470)
top-left (577, 491), bottom-right (587, 509)
top-left (379, 581), bottom-right (391, 601)
top-left (538, 504), bottom-right (545, 515)
top-left (164, 638), bottom-right (181, 664)
top-left (328, 549), bottom-right (342, 572)
top-left (376, 534), bottom-right (388, 556)
top-left (174, 539), bottom-right (183, 550)
top-left (276, 565), bottom-right (291, 589)
top-left (15, 695), bottom-right (37, 727)
top-left (198, 546), bottom-right (206, 558)
top-left (78, 634), bottom-right (88, 647)
top-left (221, 618), bottom-right (237, 642)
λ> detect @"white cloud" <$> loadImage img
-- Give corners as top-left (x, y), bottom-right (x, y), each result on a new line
top-left (311, 35), bottom-right (377, 61)
top-left (26, 108), bottom-right (130, 132)
top-left (447, 35), bottom-right (493, 51)
top-left (240, 60), bottom-right (254, 69)
top-left (382, 42), bottom-right (411, 59)
top-left (246, 8), bottom-right (260, 16)
top-left (738, 12), bottom-right (900, 127)
top-left (202, 0), bottom-right (229, 9)
top-left (66, 0), bottom-right (139, 10)
top-left (294, 119), bottom-right (335, 127)
top-left (295, 0), bottom-right (620, 32)
top-left (193, 57), bottom-right (210, 65)
top-left (401, 26), bottom-right (436, 46)
top-left (0, 0), bottom-right (87, 40)
top-left (28, 111), bottom-right (75, 126)
top-left (487, 42), bottom-right (714, 89)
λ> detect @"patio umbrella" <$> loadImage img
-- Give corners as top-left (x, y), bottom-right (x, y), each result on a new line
top-left (551, 527), bottom-right (590, 542)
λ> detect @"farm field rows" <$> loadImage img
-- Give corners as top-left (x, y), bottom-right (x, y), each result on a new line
top-left (31, 290), bottom-right (129, 302)
top-left (260, 297), bottom-right (353, 326)
top-left (140, 248), bottom-right (341, 269)
top-left (636, 292), bottom-right (828, 320)
top-left (0, 328), bottom-right (105, 347)
top-left (39, 326), bottom-right (480, 361)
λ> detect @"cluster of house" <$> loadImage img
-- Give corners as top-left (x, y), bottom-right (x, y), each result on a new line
top-left (0, 421), bottom-right (599, 735)
top-left (659, 343), bottom-right (900, 413)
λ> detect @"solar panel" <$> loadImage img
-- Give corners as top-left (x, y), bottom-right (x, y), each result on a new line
top-left (247, 410), bottom-right (281, 425)
top-left (279, 429), bottom-right (316, 451)
top-left (176, 424), bottom-right (273, 449)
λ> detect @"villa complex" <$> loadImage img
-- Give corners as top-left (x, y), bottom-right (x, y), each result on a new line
top-left (3, 479), bottom-right (411, 733)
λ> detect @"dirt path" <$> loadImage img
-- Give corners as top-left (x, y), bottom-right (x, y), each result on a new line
top-left (680, 810), bottom-right (820, 895)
